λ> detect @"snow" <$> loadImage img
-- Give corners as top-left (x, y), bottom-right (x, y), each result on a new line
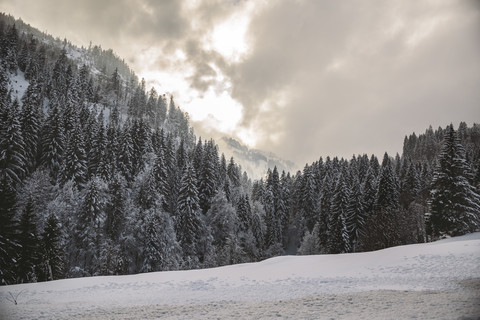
top-left (1, 233), bottom-right (480, 319)
top-left (8, 70), bottom-right (29, 104)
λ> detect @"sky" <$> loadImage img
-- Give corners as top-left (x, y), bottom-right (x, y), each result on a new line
top-left (1, 0), bottom-right (479, 167)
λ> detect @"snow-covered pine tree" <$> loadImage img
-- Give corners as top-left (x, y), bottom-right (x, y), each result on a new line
top-left (198, 140), bottom-right (218, 214)
top-left (0, 176), bottom-right (20, 284)
top-left (40, 213), bottom-right (65, 281)
top-left (300, 164), bottom-right (318, 233)
top-left (429, 124), bottom-right (480, 236)
top-left (327, 171), bottom-right (349, 254)
top-left (298, 222), bottom-right (321, 255)
top-left (118, 123), bottom-right (134, 182)
top-left (40, 101), bottom-right (65, 183)
top-left (20, 77), bottom-right (42, 173)
top-left (61, 122), bottom-right (88, 189)
top-left (73, 178), bottom-right (104, 276)
top-left (0, 99), bottom-right (26, 184)
top-left (104, 174), bottom-right (126, 241)
top-left (207, 191), bottom-right (238, 249)
top-left (365, 153), bottom-right (400, 250)
top-left (176, 163), bottom-right (202, 262)
top-left (156, 94), bottom-right (167, 127)
top-left (399, 158), bottom-right (420, 210)
top-left (264, 167), bottom-right (283, 251)
top-left (345, 176), bottom-right (366, 253)
top-left (17, 196), bottom-right (40, 283)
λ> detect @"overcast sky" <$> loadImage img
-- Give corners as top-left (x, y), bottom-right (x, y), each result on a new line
top-left (2, 0), bottom-right (479, 167)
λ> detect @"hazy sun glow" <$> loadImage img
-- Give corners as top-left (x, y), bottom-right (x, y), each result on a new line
top-left (210, 13), bottom-right (250, 61)
top-left (183, 88), bottom-right (243, 133)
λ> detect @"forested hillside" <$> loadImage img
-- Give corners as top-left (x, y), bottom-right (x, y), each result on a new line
top-left (1, 14), bottom-right (479, 286)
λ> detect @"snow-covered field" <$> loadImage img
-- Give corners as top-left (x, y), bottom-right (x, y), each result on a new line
top-left (1, 233), bottom-right (479, 319)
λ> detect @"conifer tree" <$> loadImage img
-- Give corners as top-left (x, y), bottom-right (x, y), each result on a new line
top-left (429, 124), bottom-right (480, 236)
top-left (364, 153), bottom-right (400, 250)
top-left (41, 102), bottom-right (64, 183)
top-left (152, 149), bottom-right (168, 206)
top-left (156, 94), bottom-right (167, 126)
top-left (345, 176), bottom-right (366, 252)
top-left (327, 173), bottom-right (349, 253)
top-left (199, 140), bottom-right (218, 214)
top-left (40, 213), bottom-right (65, 281)
top-left (118, 124), bottom-right (134, 182)
top-left (177, 163), bottom-right (202, 259)
top-left (74, 178), bottom-right (104, 275)
top-left (0, 99), bottom-right (26, 183)
top-left (21, 78), bottom-right (42, 173)
top-left (207, 191), bottom-right (238, 248)
top-left (399, 159), bottom-right (420, 209)
top-left (17, 197), bottom-right (40, 283)
top-left (0, 176), bottom-right (19, 284)
top-left (61, 123), bottom-right (88, 189)
top-left (104, 174), bottom-right (126, 241)
top-left (300, 165), bottom-right (318, 233)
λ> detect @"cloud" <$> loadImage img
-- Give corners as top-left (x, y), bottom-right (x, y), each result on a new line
top-left (225, 0), bottom-right (480, 165)
top-left (2, 0), bottom-right (479, 167)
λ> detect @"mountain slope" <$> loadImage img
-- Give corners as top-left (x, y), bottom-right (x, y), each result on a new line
top-left (218, 136), bottom-right (296, 179)
top-left (1, 232), bottom-right (479, 319)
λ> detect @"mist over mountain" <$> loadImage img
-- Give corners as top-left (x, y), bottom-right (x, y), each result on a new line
top-left (217, 136), bottom-right (295, 180)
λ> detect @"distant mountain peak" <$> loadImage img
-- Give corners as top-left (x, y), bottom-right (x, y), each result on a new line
top-left (218, 136), bottom-right (296, 179)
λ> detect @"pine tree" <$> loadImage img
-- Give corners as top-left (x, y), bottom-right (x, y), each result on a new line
top-left (21, 78), bottom-right (42, 173)
top-left (163, 135), bottom-right (179, 215)
top-left (0, 99), bottom-right (26, 183)
top-left (155, 210), bottom-right (182, 271)
top-left (364, 153), bottom-right (400, 250)
top-left (156, 94), bottom-right (167, 126)
top-left (399, 159), bottom-right (420, 209)
top-left (298, 222), bottom-right (321, 255)
top-left (300, 165), bottom-right (318, 233)
top-left (0, 176), bottom-right (19, 284)
top-left (199, 140), bottom-right (218, 214)
top-left (41, 102), bottom-right (65, 183)
top-left (88, 114), bottom-right (107, 178)
top-left (146, 87), bottom-right (157, 122)
top-left (151, 149), bottom-right (168, 208)
top-left (17, 197), bottom-right (40, 283)
top-left (429, 124), bottom-right (480, 236)
top-left (141, 211), bottom-right (162, 273)
top-left (207, 191), bottom-right (238, 248)
top-left (104, 174), bottom-right (126, 241)
top-left (345, 176), bottom-right (366, 252)
top-left (236, 195), bottom-right (252, 233)
top-left (118, 124), bottom-right (134, 182)
top-left (4, 23), bottom-right (18, 73)
top-left (176, 163), bottom-right (202, 259)
top-left (227, 157), bottom-right (241, 187)
top-left (327, 172), bottom-right (349, 254)
top-left (40, 213), bottom-right (65, 281)
top-left (73, 178), bottom-right (104, 275)
top-left (375, 153), bottom-right (400, 212)
top-left (61, 123), bottom-right (88, 189)
top-left (264, 168), bottom-right (283, 249)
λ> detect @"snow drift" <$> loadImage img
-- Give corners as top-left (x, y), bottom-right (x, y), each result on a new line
top-left (1, 232), bottom-right (479, 319)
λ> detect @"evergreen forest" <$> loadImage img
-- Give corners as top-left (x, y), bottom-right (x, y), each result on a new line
top-left (1, 14), bottom-right (479, 285)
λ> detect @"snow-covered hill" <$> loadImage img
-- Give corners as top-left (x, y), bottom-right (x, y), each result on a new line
top-left (1, 233), bottom-right (479, 319)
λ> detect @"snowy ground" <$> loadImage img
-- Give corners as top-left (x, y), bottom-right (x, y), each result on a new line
top-left (1, 233), bottom-right (479, 319)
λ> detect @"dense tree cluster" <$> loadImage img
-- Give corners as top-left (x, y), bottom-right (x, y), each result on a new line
top-left (1, 15), bottom-right (479, 285)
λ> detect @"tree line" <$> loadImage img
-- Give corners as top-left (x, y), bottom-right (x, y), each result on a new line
top-left (1, 16), bottom-right (479, 285)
